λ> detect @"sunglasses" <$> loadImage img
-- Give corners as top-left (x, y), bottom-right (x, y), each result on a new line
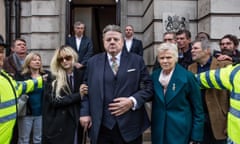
top-left (58, 55), bottom-right (72, 62)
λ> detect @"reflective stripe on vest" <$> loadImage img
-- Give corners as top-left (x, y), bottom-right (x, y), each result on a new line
top-left (215, 69), bottom-right (227, 89)
top-left (0, 112), bottom-right (16, 123)
top-left (0, 98), bottom-right (17, 123)
top-left (0, 99), bottom-right (16, 108)
top-left (229, 107), bottom-right (240, 118)
top-left (16, 81), bottom-right (27, 94)
top-left (204, 71), bottom-right (215, 88)
top-left (229, 65), bottom-right (240, 83)
top-left (231, 93), bottom-right (240, 101)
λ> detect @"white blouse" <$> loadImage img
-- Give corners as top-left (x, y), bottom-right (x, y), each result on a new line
top-left (159, 68), bottom-right (174, 94)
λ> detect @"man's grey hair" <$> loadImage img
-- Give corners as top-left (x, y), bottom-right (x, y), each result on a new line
top-left (74, 21), bottom-right (85, 28)
top-left (102, 24), bottom-right (122, 38)
top-left (192, 39), bottom-right (213, 54)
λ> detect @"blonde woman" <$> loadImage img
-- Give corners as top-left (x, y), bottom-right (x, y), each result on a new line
top-left (18, 52), bottom-right (49, 144)
top-left (42, 45), bottom-right (85, 144)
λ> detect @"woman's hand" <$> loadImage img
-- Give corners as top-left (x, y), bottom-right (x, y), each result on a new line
top-left (79, 84), bottom-right (88, 98)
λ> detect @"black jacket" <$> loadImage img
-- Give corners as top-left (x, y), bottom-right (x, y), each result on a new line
top-left (42, 68), bottom-right (85, 144)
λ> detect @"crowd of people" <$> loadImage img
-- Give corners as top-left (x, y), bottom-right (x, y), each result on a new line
top-left (0, 21), bottom-right (240, 144)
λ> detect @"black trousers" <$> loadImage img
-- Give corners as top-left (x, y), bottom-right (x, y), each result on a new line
top-left (201, 115), bottom-right (226, 144)
top-left (97, 125), bottom-right (142, 144)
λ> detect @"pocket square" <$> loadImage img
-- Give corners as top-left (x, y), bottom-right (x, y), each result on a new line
top-left (127, 69), bottom-right (136, 72)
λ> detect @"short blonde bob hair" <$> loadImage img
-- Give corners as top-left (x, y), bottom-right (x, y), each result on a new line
top-left (157, 42), bottom-right (179, 63)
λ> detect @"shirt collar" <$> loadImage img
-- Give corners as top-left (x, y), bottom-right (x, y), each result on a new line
top-left (107, 51), bottom-right (122, 62)
top-left (75, 35), bottom-right (82, 40)
top-left (67, 72), bottom-right (74, 77)
top-left (125, 37), bottom-right (133, 41)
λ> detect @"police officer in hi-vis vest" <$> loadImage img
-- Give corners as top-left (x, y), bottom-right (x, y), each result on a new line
top-left (0, 34), bottom-right (44, 144)
top-left (197, 63), bottom-right (240, 144)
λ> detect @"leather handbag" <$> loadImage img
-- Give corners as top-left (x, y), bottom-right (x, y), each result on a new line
top-left (17, 94), bottom-right (29, 116)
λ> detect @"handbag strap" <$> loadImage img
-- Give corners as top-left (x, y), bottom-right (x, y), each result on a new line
top-left (0, 70), bottom-right (19, 114)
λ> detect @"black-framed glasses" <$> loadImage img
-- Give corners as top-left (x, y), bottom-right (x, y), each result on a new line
top-left (58, 55), bottom-right (72, 62)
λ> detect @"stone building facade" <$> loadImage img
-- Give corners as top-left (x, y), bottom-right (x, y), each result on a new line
top-left (0, 0), bottom-right (240, 68)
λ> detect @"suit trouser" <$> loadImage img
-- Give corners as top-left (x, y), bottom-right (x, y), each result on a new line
top-left (97, 125), bottom-right (142, 144)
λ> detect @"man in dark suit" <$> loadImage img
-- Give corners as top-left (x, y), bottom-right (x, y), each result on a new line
top-left (66, 21), bottom-right (93, 69)
top-left (123, 25), bottom-right (143, 56)
top-left (79, 24), bottom-right (153, 144)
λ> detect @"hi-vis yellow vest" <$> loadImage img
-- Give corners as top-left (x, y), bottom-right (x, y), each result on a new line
top-left (0, 70), bottom-right (43, 144)
top-left (197, 64), bottom-right (240, 144)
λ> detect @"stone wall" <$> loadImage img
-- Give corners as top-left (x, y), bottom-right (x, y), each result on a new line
top-left (198, 0), bottom-right (240, 51)
top-left (0, 0), bottom-right (5, 38)
top-left (124, 0), bottom-right (240, 68)
top-left (12, 0), bottom-right (66, 67)
top-left (2, 0), bottom-right (240, 67)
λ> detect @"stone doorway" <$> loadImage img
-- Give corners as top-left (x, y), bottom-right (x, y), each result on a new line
top-left (68, 0), bottom-right (117, 54)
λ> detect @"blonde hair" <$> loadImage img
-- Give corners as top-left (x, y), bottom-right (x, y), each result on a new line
top-left (157, 43), bottom-right (179, 63)
top-left (21, 52), bottom-right (44, 75)
top-left (50, 45), bottom-right (78, 98)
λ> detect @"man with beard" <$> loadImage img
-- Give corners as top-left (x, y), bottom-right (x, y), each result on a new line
top-left (214, 34), bottom-right (240, 63)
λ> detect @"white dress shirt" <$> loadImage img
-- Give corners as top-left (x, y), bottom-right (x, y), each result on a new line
top-left (75, 36), bottom-right (82, 51)
top-left (125, 37), bottom-right (133, 52)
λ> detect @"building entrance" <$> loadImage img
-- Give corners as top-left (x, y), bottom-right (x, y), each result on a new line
top-left (68, 0), bottom-right (117, 54)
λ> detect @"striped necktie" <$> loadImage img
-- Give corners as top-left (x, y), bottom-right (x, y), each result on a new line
top-left (111, 57), bottom-right (118, 75)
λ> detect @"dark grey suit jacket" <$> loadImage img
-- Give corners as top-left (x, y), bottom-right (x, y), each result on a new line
top-left (81, 51), bottom-right (153, 144)
top-left (124, 38), bottom-right (143, 56)
top-left (66, 36), bottom-right (93, 66)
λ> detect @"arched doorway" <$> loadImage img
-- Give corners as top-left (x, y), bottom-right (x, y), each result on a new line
top-left (66, 0), bottom-right (118, 54)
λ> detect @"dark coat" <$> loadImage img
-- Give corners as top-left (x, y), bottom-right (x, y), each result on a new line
top-left (188, 57), bottom-right (231, 139)
top-left (151, 64), bottom-right (204, 144)
top-left (178, 46), bottom-right (193, 69)
top-left (42, 68), bottom-right (85, 144)
top-left (3, 54), bottom-right (24, 80)
top-left (66, 36), bottom-right (93, 66)
top-left (81, 51), bottom-right (153, 144)
top-left (123, 38), bottom-right (143, 56)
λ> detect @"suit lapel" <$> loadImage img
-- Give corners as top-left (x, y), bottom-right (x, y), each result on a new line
top-left (97, 53), bottom-right (106, 100)
top-left (153, 69), bottom-right (165, 103)
top-left (114, 51), bottom-right (129, 95)
top-left (79, 37), bottom-right (85, 52)
top-left (165, 64), bottom-right (185, 104)
top-left (130, 39), bottom-right (136, 52)
top-left (71, 37), bottom-right (77, 51)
